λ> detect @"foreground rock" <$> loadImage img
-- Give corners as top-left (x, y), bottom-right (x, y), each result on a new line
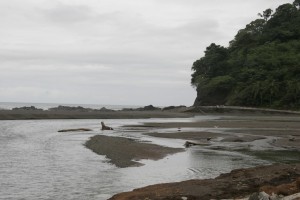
top-left (247, 191), bottom-right (300, 200)
top-left (109, 163), bottom-right (300, 200)
top-left (260, 177), bottom-right (300, 196)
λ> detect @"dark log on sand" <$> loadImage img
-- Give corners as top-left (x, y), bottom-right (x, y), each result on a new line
top-left (184, 141), bottom-right (210, 147)
top-left (58, 128), bottom-right (92, 132)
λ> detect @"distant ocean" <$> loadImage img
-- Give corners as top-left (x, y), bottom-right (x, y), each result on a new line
top-left (0, 102), bottom-right (142, 111)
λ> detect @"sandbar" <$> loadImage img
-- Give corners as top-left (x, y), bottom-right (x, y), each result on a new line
top-left (85, 135), bottom-right (184, 168)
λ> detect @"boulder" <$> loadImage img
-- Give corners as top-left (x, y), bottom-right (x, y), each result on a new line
top-left (260, 177), bottom-right (300, 196)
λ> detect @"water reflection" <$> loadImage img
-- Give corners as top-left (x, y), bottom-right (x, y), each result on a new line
top-left (186, 148), bottom-right (268, 179)
top-left (0, 118), bottom-right (268, 200)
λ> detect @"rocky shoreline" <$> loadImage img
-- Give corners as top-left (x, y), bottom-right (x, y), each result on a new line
top-left (0, 105), bottom-right (193, 120)
top-left (109, 163), bottom-right (300, 200)
top-left (1, 105), bottom-right (300, 120)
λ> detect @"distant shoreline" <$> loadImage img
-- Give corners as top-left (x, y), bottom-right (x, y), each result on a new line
top-left (0, 102), bottom-right (143, 111)
top-left (0, 105), bottom-right (299, 120)
top-left (0, 110), bottom-right (194, 120)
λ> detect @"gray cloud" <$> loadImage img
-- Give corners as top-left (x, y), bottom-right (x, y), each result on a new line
top-left (0, 0), bottom-right (294, 106)
top-left (43, 3), bottom-right (93, 24)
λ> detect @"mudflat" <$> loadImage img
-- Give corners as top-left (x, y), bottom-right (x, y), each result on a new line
top-left (85, 135), bottom-right (184, 168)
top-left (106, 115), bottom-right (300, 199)
top-left (133, 115), bottom-right (300, 150)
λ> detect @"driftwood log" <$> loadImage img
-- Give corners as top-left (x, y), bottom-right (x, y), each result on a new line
top-left (184, 140), bottom-right (211, 148)
top-left (101, 121), bottom-right (113, 130)
top-left (58, 128), bottom-right (92, 132)
top-left (184, 141), bottom-right (201, 147)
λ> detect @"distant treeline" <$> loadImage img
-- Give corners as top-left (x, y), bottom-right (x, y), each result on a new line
top-left (191, 0), bottom-right (300, 110)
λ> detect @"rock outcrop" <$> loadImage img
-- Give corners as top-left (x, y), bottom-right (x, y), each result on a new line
top-left (122, 105), bottom-right (161, 111)
top-left (137, 105), bottom-right (161, 111)
top-left (12, 106), bottom-right (43, 111)
top-left (48, 105), bottom-right (93, 112)
top-left (109, 163), bottom-right (300, 200)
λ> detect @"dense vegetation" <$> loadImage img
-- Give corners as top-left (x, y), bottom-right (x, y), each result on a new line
top-left (191, 1), bottom-right (300, 110)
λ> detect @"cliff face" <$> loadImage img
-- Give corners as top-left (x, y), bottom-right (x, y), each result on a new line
top-left (194, 86), bottom-right (227, 106)
top-left (191, 1), bottom-right (300, 109)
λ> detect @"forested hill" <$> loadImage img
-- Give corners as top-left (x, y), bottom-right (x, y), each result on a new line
top-left (191, 1), bottom-right (300, 110)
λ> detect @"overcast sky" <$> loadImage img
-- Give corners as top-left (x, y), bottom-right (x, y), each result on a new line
top-left (0, 0), bottom-right (293, 106)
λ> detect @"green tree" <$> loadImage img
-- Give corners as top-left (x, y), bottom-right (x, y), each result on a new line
top-left (191, 43), bottom-right (228, 86)
top-left (258, 8), bottom-right (273, 21)
top-left (191, 1), bottom-right (300, 110)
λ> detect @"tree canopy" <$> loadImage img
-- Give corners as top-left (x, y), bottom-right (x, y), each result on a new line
top-left (191, 1), bottom-right (300, 109)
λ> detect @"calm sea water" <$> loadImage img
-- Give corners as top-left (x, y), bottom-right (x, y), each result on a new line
top-left (0, 102), bottom-right (142, 111)
top-left (0, 116), bottom-right (269, 200)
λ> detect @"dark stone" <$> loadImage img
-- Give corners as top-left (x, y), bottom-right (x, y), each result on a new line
top-left (193, 87), bottom-right (228, 106)
top-left (162, 105), bottom-right (187, 111)
top-left (48, 105), bottom-right (93, 112)
top-left (99, 107), bottom-right (115, 112)
top-left (136, 105), bottom-right (161, 111)
top-left (12, 106), bottom-right (43, 111)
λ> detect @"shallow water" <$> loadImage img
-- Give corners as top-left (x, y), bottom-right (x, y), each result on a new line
top-left (0, 117), bottom-right (268, 200)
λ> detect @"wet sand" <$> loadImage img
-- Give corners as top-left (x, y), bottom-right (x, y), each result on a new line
top-left (131, 115), bottom-right (300, 150)
top-left (137, 116), bottom-right (300, 129)
top-left (84, 114), bottom-right (300, 168)
top-left (85, 135), bottom-right (184, 168)
top-left (104, 115), bottom-right (300, 199)
top-left (0, 110), bottom-right (193, 120)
